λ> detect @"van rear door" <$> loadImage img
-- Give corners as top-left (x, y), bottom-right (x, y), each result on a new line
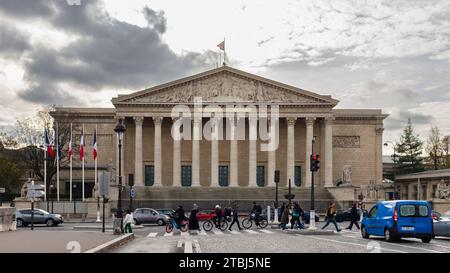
top-left (397, 203), bottom-right (432, 234)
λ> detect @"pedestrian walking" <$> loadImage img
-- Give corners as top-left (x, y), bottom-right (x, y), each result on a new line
top-left (346, 203), bottom-right (360, 230)
top-left (123, 209), bottom-right (133, 233)
top-left (290, 202), bottom-right (304, 229)
top-left (228, 204), bottom-right (242, 231)
top-left (189, 204), bottom-right (200, 231)
top-left (280, 204), bottom-right (290, 230)
top-left (321, 202), bottom-right (341, 232)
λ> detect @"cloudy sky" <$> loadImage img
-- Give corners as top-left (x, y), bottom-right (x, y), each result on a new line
top-left (1, 0), bottom-right (449, 154)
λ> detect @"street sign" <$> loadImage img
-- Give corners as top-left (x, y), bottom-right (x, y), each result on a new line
top-left (0, 187), bottom-right (5, 193)
top-left (130, 188), bottom-right (136, 199)
top-left (99, 171), bottom-right (110, 197)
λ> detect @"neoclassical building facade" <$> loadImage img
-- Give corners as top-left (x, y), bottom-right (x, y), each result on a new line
top-left (52, 66), bottom-right (387, 209)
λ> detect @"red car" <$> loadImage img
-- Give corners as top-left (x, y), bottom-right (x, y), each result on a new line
top-left (196, 210), bottom-right (216, 221)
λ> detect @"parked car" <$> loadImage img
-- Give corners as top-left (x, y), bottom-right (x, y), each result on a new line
top-left (196, 210), bottom-right (216, 221)
top-left (335, 208), bottom-right (368, 222)
top-left (433, 210), bottom-right (450, 237)
top-left (361, 200), bottom-right (434, 243)
top-left (133, 208), bottom-right (170, 225)
top-left (155, 208), bottom-right (175, 217)
top-left (16, 208), bottom-right (64, 227)
top-left (432, 210), bottom-right (441, 221)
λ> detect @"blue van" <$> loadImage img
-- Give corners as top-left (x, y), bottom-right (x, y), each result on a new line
top-left (361, 200), bottom-right (434, 243)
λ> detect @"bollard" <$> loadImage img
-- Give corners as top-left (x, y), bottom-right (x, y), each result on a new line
top-left (267, 205), bottom-right (271, 223)
top-left (273, 207), bottom-right (279, 224)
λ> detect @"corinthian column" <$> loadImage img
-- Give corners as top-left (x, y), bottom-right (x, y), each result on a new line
top-left (286, 117), bottom-right (297, 186)
top-left (153, 117), bottom-right (163, 187)
top-left (211, 116), bottom-right (219, 186)
top-left (172, 117), bottom-right (181, 187)
top-left (268, 118), bottom-right (277, 187)
top-left (229, 117), bottom-right (238, 187)
top-left (324, 117), bottom-right (334, 187)
top-left (304, 117), bottom-right (315, 188)
top-left (248, 117), bottom-right (257, 187)
top-left (192, 118), bottom-right (201, 187)
top-left (133, 117), bottom-right (144, 186)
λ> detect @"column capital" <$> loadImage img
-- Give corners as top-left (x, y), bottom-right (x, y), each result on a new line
top-left (375, 127), bottom-right (384, 135)
top-left (305, 117), bottom-right (316, 126)
top-left (324, 116), bottom-right (335, 124)
top-left (192, 118), bottom-right (202, 125)
top-left (133, 116), bottom-right (144, 125)
top-left (286, 117), bottom-right (297, 126)
top-left (153, 116), bottom-right (163, 126)
top-left (172, 116), bottom-right (180, 122)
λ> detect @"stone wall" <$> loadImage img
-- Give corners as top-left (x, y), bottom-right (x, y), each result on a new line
top-left (0, 207), bottom-right (16, 232)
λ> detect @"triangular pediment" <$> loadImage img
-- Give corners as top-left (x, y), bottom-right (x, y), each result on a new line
top-left (112, 66), bottom-right (338, 105)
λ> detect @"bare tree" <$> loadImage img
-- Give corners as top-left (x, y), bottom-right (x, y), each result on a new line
top-left (443, 136), bottom-right (450, 168)
top-left (425, 126), bottom-right (444, 170)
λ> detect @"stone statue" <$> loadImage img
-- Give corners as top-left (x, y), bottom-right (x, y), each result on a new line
top-left (107, 159), bottom-right (117, 185)
top-left (436, 180), bottom-right (450, 200)
top-left (343, 165), bottom-right (352, 184)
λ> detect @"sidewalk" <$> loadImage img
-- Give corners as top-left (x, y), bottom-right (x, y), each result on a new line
top-left (0, 229), bottom-right (120, 253)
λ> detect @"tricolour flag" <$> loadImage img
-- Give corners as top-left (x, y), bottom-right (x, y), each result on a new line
top-left (68, 124), bottom-right (73, 158)
top-left (217, 40), bottom-right (225, 51)
top-left (93, 128), bottom-right (97, 160)
top-left (45, 128), bottom-right (55, 158)
top-left (80, 126), bottom-right (85, 160)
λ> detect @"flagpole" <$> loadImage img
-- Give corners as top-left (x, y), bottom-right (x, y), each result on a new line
top-left (95, 125), bottom-right (101, 222)
top-left (44, 136), bottom-right (47, 201)
top-left (82, 124), bottom-right (85, 202)
top-left (56, 123), bottom-right (60, 202)
top-left (70, 123), bottom-right (73, 202)
top-left (223, 37), bottom-right (226, 65)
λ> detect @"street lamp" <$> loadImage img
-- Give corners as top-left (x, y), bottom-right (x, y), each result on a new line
top-left (114, 118), bottom-right (126, 232)
top-left (49, 184), bottom-right (55, 213)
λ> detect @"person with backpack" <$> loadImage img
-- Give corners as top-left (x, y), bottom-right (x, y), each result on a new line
top-left (251, 202), bottom-right (262, 226)
top-left (321, 202), bottom-right (341, 232)
top-left (290, 202), bottom-right (304, 229)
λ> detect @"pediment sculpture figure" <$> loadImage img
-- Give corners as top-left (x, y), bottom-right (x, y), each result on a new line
top-left (436, 180), bottom-right (450, 200)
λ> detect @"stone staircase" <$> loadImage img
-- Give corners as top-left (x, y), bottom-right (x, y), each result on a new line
top-left (121, 186), bottom-right (340, 213)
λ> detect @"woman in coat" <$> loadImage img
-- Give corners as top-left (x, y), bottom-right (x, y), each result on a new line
top-left (280, 204), bottom-right (290, 230)
top-left (188, 204), bottom-right (200, 231)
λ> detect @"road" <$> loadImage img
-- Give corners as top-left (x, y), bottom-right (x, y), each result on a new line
top-left (14, 220), bottom-right (450, 253)
top-left (109, 221), bottom-right (450, 253)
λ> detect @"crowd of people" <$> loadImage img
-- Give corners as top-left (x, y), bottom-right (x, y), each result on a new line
top-left (122, 201), bottom-right (364, 233)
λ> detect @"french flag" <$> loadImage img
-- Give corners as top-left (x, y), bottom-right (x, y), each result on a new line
top-left (45, 128), bottom-right (55, 158)
top-left (80, 127), bottom-right (85, 160)
top-left (68, 125), bottom-right (73, 158)
top-left (93, 128), bottom-right (97, 160)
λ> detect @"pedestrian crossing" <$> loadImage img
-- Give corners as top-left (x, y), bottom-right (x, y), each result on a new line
top-left (145, 229), bottom-right (278, 238)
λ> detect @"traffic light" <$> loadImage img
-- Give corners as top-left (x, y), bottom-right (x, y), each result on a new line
top-left (274, 170), bottom-right (280, 183)
top-left (310, 153), bottom-right (320, 172)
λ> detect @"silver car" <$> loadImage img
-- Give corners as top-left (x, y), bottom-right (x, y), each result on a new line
top-left (133, 208), bottom-right (170, 226)
top-left (16, 208), bottom-right (64, 227)
top-left (434, 210), bottom-right (450, 237)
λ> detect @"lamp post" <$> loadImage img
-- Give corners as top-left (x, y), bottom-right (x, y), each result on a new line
top-left (49, 184), bottom-right (55, 214)
top-left (114, 118), bottom-right (126, 233)
top-left (73, 184), bottom-right (77, 215)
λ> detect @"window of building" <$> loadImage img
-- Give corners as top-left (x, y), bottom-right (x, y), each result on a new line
top-left (145, 165), bottom-right (154, 186)
top-left (181, 166), bottom-right (192, 187)
top-left (218, 165), bottom-right (229, 187)
top-left (257, 166), bottom-right (265, 187)
top-left (294, 165), bottom-right (301, 187)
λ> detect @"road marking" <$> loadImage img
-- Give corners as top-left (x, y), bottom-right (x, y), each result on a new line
top-left (181, 232), bottom-right (190, 236)
top-left (190, 230), bottom-right (199, 235)
top-left (260, 230), bottom-right (274, 234)
top-left (177, 240), bottom-right (183, 248)
top-left (432, 244), bottom-right (450, 250)
top-left (184, 240), bottom-right (193, 253)
top-left (198, 230), bottom-right (208, 236)
top-left (212, 230), bottom-right (224, 235)
top-left (243, 229), bottom-right (259, 234)
top-left (163, 232), bottom-right (173, 237)
top-left (228, 230), bottom-right (241, 235)
top-left (383, 240), bottom-right (443, 253)
top-left (303, 235), bottom-right (406, 253)
top-left (146, 232), bottom-right (158, 237)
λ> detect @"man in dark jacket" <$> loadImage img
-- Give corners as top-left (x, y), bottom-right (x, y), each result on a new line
top-left (321, 202), bottom-right (341, 232)
top-left (228, 205), bottom-right (242, 231)
top-left (346, 203), bottom-right (360, 230)
top-left (251, 202), bottom-right (262, 226)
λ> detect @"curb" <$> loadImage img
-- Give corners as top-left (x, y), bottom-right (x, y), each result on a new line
top-left (84, 233), bottom-right (135, 253)
top-left (285, 229), bottom-right (335, 235)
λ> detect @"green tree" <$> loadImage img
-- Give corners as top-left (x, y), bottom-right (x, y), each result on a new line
top-left (0, 158), bottom-right (21, 193)
top-left (425, 126), bottom-right (444, 170)
top-left (393, 118), bottom-right (424, 174)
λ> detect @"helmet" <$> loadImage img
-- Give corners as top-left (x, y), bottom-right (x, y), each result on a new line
top-left (215, 205), bottom-right (220, 209)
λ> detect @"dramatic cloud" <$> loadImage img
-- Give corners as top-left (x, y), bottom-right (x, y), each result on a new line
top-left (0, 0), bottom-right (214, 106)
